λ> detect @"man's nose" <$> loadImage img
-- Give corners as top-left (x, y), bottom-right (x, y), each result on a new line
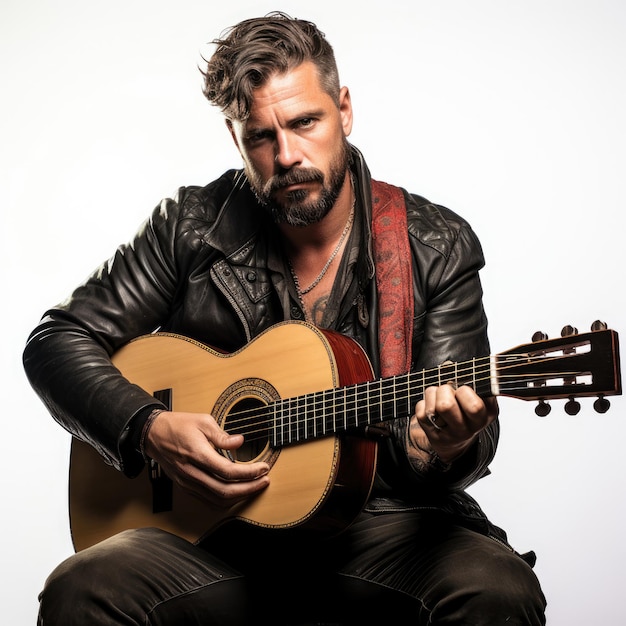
top-left (274, 131), bottom-right (303, 169)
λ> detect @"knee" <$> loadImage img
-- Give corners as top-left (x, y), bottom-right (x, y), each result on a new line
top-left (449, 551), bottom-right (547, 625)
top-left (39, 533), bottom-right (133, 624)
top-left (38, 528), bottom-right (250, 626)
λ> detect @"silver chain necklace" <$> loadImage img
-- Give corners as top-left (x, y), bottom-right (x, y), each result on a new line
top-left (289, 201), bottom-right (355, 297)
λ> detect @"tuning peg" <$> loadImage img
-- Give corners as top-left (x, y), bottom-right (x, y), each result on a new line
top-left (565, 397), bottom-right (581, 415)
top-left (591, 320), bottom-right (608, 331)
top-left (532, 331), bottom-right (548, 342)
top-left (594, 395), bottom-right (611, 413)
top-left (561, 325), bottom-right (578, 337)
top-left (535, 400), bottom-right (551, 417)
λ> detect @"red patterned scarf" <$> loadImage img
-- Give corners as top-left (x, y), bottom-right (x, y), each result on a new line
top-left (370, 180), bottom-right (414, 377)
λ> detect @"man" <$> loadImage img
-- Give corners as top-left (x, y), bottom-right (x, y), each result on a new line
top-left (24, 13), bottom-right (546, 625)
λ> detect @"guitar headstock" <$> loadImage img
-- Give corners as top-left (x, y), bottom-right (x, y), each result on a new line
top-left (496, 320), bottom-right (622, 415)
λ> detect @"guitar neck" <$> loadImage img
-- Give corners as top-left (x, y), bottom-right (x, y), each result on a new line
top-left (261, 357), bottom-right (494, 447)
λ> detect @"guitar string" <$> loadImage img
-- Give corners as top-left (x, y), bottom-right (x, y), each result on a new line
top-left (220, 353), bottom-right (581, 442)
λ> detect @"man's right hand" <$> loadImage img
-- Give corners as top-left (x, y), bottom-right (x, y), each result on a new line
top-left (143, 411), bottom-right (271, 507)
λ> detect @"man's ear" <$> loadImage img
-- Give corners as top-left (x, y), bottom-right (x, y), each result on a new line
top-left (338, 86), bottom-right (353, 137)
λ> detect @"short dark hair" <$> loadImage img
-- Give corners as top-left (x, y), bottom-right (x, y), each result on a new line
top-left (202, 12), bottom-right (340, 120)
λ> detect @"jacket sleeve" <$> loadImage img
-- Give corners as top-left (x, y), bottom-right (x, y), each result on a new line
top-left (23, 194), bottom-right (186, 476)
top-left (388, 196), bottom-right (499, 492)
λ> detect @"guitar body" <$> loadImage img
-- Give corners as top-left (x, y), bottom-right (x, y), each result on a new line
top-left (69, 322), bottom-right (378, 551)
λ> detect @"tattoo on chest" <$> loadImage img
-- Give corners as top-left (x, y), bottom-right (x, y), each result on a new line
top-left (309, 295), bottom-right (329, 326)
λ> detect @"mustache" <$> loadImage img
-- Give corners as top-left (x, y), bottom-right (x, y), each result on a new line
top-left (263, 167), bottom-right (324, 195)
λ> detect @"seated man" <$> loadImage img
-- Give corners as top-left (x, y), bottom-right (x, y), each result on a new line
top-left (24, 12), bottom-right (546, 625)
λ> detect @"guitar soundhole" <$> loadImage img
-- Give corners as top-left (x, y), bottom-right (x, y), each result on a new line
top-left (212, 378), bottom-right (281, 466)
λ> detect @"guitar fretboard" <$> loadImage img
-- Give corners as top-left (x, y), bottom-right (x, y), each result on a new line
top-left (249, 357), bottom-right (494, 446)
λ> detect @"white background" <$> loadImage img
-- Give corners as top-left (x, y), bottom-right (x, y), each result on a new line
top-left (2, 1), bottom-right (625, 624)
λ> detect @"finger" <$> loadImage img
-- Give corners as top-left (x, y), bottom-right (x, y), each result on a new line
top-left (196, 414), bottom-right (245, 448)
top-left (422, 386), bottom-right (439, 415)
top-left (431, 383), bottom-right (460, 417)
top-left (206, 425), bottom-right (246, 450)
top-left (454, 386), bottom-right (498, 431)
top-left (192, 416), bottom-right (271, 478)
top-left (416, 386), bottom-right (452, 432)
top-left (455, 385), bottom-right (486, 417)
top-left (179, 462), bottom-right (270, 507)
top-left (196, 443), bottom-right (270, 482)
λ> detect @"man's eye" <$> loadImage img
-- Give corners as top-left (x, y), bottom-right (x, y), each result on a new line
top-left (247, 131), bottom-right (270, 143)
top-left (298, 118), bottom-right (314, 128)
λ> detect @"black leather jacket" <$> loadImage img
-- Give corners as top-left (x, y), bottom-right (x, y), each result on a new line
top-left (24, 146), bottom-right (500, 530)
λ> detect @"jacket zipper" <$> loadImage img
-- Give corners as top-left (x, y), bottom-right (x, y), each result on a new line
top-left (210, 264), bottom-right (252, 343)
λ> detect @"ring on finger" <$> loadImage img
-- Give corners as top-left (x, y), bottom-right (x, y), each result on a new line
top-left (427, 412), bottom-right (446, 431)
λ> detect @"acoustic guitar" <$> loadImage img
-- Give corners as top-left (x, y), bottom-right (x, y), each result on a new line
top-left (69, 320), bottom-right (621, 551)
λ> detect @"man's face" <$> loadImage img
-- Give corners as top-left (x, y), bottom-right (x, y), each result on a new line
top-left (227, 61), bottom-right (353, 226)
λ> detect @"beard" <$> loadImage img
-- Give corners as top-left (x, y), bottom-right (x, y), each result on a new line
top-left (246, 140), bottom-right (352, 227)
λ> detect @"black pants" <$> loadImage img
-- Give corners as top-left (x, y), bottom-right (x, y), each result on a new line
top-left (38, 510), bottom-right (546, 625)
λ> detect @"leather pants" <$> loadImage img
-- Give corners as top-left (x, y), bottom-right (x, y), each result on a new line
top-left (38, 510), bottom-right (546, 625)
